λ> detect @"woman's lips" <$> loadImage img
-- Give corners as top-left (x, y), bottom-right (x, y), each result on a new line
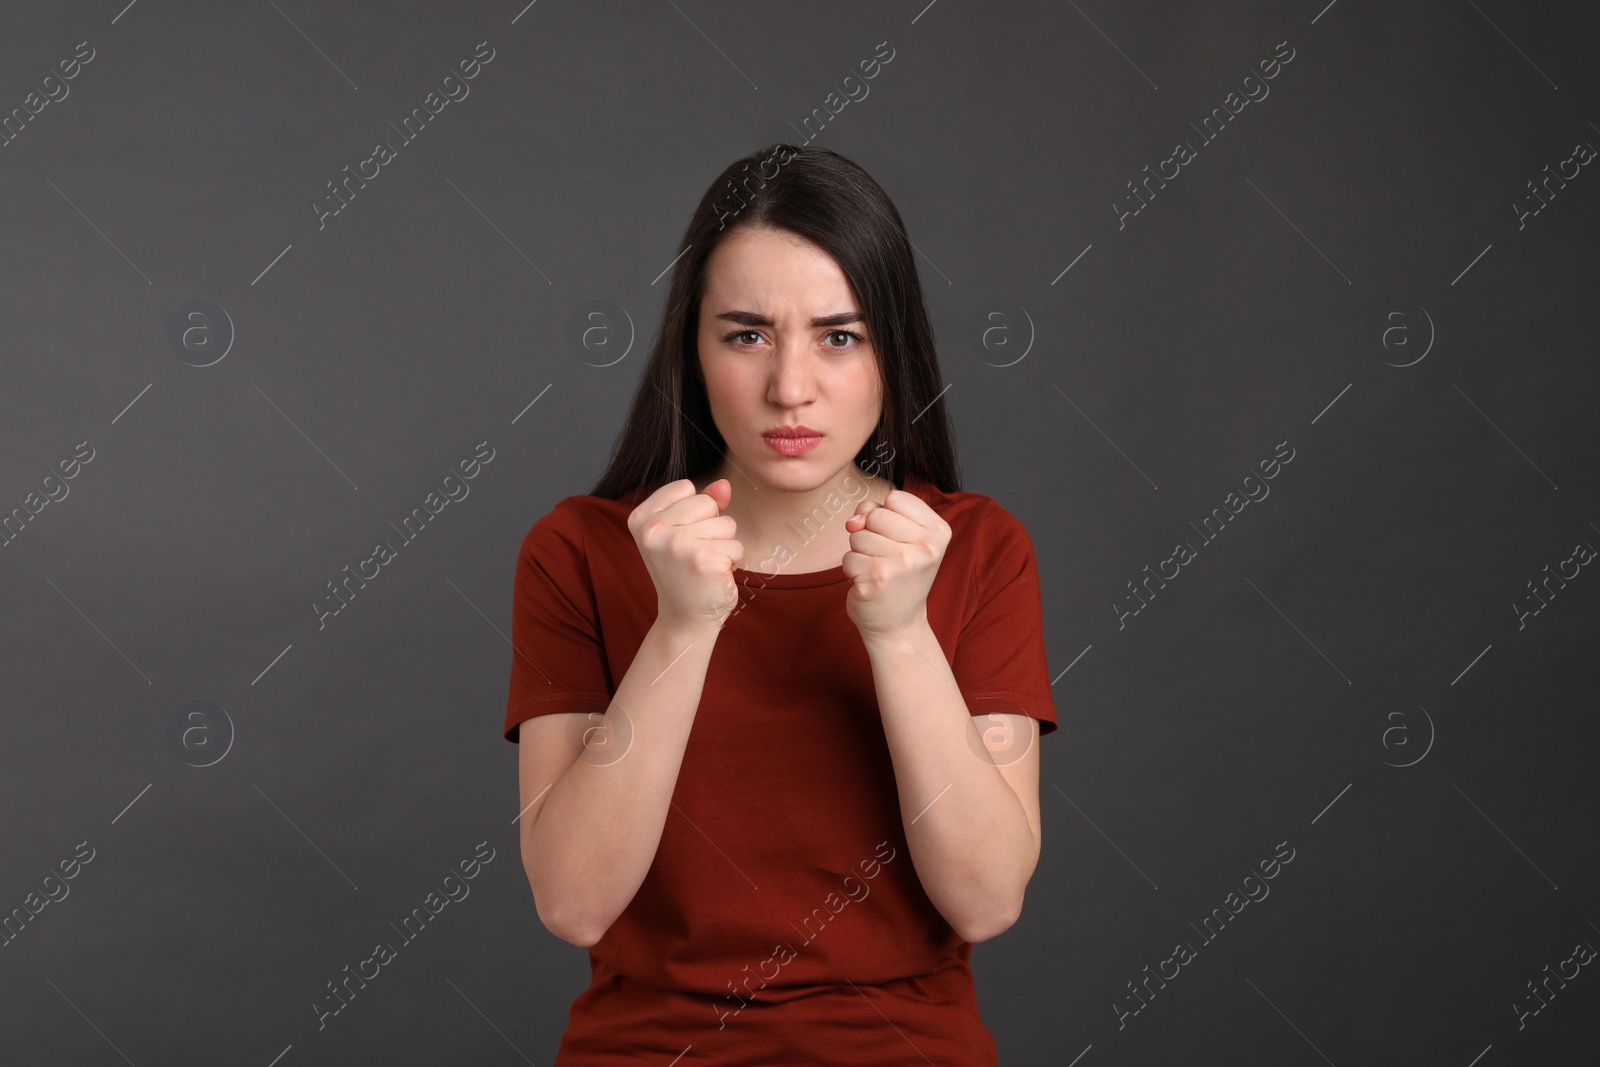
top-left (763, 433), bottom-right (822, 456)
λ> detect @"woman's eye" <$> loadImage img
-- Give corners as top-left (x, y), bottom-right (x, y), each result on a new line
top-left (722, 329), bottom-right (863, 349)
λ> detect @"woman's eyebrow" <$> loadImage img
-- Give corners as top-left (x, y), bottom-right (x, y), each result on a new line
top-left (715, 310), bottom-right (863, 328)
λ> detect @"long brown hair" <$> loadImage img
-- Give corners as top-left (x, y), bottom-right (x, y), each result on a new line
top-left (588, 143), bottom-right (961, 501)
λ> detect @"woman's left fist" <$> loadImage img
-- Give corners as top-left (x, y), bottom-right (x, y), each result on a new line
top-left (842, 489), bottom-right (951, 640)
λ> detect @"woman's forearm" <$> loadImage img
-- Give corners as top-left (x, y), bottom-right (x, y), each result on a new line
top-left (524, 614), bottom-right (721, 946)
top-left (862, 617), bottom-right (1039, 942)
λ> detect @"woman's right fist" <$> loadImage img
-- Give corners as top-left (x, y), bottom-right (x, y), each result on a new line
top-left (628, 478), bottom-right (745, 632)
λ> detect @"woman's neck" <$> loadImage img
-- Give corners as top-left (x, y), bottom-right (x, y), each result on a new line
top-left (696, 465), bottom-right (895, 573)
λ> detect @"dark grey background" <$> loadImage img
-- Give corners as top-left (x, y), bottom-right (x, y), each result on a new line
top-left (2, 0), bottom-right (1597, 1063)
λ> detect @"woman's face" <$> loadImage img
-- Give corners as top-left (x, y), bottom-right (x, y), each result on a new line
top-left (695, 226), bottom-right (884, 491)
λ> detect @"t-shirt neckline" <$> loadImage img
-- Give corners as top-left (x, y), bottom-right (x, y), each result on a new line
top-left (732, 561), bottom-right (850, 589)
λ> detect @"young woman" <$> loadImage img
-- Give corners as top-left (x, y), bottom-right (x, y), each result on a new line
top-left (504, 143), bottom-right (1058, 1065)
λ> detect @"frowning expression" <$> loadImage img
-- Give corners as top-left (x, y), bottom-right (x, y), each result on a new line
top-left (695, 226), bottom-right (883, 489)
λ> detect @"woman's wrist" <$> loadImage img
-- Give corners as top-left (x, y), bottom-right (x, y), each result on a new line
top-left (651, 611), bottom-right (726, 644)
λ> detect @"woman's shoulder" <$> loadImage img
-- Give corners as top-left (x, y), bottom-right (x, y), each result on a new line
top-left (902, 474), bottom-right (1030, 551)
top-left (525, 491), bottom-right (633, 540)
top-left (519, 491), bottom-right (646, 574)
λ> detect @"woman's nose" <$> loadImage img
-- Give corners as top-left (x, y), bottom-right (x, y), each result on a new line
top-left (766, 342), bottom-right (818, 404)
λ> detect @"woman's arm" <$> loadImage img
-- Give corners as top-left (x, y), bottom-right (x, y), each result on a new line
top-left (861, 621), bottom-right (1042, 944)
top-left (518, 613), bottom-right (722, 946)
top-left (841, 490), bottom-right (1045, 943)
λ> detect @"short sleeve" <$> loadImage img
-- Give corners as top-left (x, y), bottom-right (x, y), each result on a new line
top-left (951, 505), bottom-right (1059, 736)
top-left (502, 499), bottom-right (616, 743)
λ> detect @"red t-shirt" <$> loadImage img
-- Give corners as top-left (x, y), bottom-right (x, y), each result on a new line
top-left (503, 472), bottom-right (1059, 1065)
